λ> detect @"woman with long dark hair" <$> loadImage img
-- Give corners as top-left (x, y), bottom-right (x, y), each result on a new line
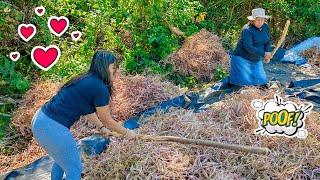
top-left (31, 50), bottom-right (138, 180)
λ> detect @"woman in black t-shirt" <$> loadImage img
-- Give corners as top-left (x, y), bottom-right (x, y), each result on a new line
top-left (31, 50), bottom-right (138, 180)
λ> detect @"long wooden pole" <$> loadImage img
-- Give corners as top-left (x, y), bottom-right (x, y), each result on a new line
top-left (105, 131), bottom-right (271, 155)
top-left (271, 20), bottom-right (291, 57)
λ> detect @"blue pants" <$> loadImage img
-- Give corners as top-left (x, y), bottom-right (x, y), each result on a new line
top-left (31, 109), bottom-right (82, 180)
top-left (230, 55), bottom-right (267, 86)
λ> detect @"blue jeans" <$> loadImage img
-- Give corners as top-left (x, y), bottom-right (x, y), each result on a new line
top-left (31, 109), bottom-right (82, 180)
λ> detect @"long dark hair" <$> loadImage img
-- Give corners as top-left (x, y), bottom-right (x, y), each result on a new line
top-left (60, 50), bottom-right (116, 96)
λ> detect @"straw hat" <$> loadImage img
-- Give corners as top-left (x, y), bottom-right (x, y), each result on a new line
top-left (247, 8), bottom-right (270, 20)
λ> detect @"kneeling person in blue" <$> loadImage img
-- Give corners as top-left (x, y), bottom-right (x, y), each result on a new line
top-left (31, 50), bottom-right (139, 180)
top-left (230, 8), bottom-right (272, 86)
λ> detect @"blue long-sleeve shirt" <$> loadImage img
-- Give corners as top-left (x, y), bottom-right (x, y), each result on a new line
top-left (233, 23), bottom-right (272, 62)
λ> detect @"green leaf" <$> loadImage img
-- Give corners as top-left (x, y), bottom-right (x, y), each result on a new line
top-left (93, 4), bottom-right (99, 9)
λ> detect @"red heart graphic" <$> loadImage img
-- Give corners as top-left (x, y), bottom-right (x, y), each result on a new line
top-left (10, 52), bottom-right (20, 61)
top-left (31, 45), bottom-right (61, 71)
top-left (50, 19), bottom-right (66, 33)
top-left (35, 6), bottom-right (45, 16)
top-left (71, 31), bottom-right (82, 41)
top-left (48, 16), bottom-right (69, 37)
top-left (21, 27), bottom-right (33, 37)
top-left (18, 24), bottom-right (36, 42)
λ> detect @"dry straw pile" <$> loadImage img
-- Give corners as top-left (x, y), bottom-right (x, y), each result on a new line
top-left (167, 29), bottom-right (230, 81)
top-left (301, 46), bottom-right (320, 67)
top-left (82, 88), bottom-right (320, 179)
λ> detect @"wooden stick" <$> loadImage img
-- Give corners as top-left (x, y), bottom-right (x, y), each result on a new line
top-left (164, 19), bottom-right (186, 37)
top-left (105, 131), bottom-right (270, 155)
top-left (271, 20), bottom-right (290, 57)
top-left (0, 96), bottom-right (16, 105)
top-left (169, 25), bottom-right (185, 37)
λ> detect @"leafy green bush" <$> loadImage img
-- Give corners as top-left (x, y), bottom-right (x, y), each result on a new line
top-left (214, 65), bottom-right (228, 81)
top-left (0, 103), bottom-right (15, 139)
top-left (1, 0), bottom-right (318, 89)
top-left (0, 57), bottom-right (30, 95)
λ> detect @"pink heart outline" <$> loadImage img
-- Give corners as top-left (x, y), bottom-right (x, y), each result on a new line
top-left (31, 45), bottom-right (61, 71)
top-left (18, 24), bottom-right (36, 42)
top-left (48, 16), bottom-right (69, 37)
